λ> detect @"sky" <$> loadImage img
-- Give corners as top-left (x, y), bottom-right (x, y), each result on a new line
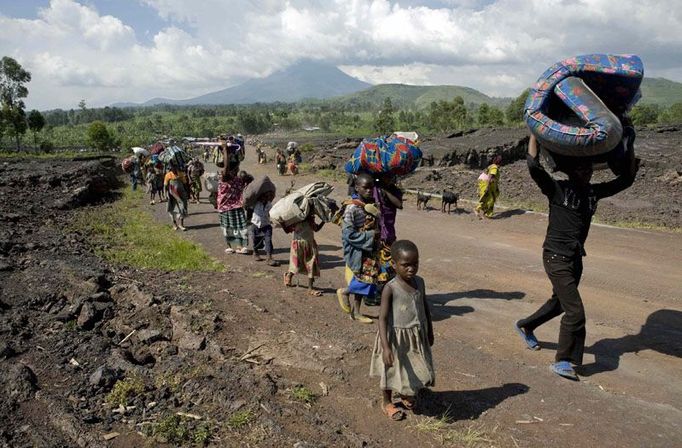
top-left (1, 0), bottom-right (681, 110)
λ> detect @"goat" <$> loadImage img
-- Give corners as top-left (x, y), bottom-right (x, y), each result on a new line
top-left (441, 190), bottom-right (459, 214)
top-left (416, 190), bottom-right (431, 210)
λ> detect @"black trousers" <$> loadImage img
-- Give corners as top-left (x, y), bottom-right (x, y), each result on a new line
top-left (518, 252), bottom-right (586, 364)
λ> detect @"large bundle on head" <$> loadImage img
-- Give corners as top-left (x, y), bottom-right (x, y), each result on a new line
top-left (121, 157), bottom-right (134, 173)
top-left (269, 182), bottom-right (335, 228)
top-left (524, 54), bottom-right (643, 171)
top-left (344, 136), bottom-right (422, 176)
top-left (131, 146), bottom-right (149, 157)
top-left (243, 176), bottom-right (277, 209)
top-left (150, 142), bottom-right (165, 155)
top-left (158, 145), bottom-right (190, 169)
top-left (286, 141), bottom-right (298, 156)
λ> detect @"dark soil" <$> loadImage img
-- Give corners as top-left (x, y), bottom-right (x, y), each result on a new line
top-left (0, 158), bottom-right (374, 447)
top-left (266, 126), bottom-right (681, 228)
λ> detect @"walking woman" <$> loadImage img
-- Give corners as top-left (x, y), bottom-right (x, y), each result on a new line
top-left (164, 161), bottom-right (189, 230)
top-left (475, 155), bottom-right (502, 219)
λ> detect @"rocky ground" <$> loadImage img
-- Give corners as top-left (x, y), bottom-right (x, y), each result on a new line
top-left (260, 126), bottom-right (682, 228)
top-left (0, 159), bottom-right (373, 447)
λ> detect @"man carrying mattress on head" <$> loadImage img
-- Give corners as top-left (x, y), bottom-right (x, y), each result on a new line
top-left (515, 134), bottom-right (638, 381)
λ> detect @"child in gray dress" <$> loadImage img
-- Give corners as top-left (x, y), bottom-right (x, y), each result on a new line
top-left (370, 240), bottom-right (435, 421)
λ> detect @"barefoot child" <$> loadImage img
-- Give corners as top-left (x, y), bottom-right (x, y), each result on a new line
top-left (337, 173), bottom-right (379, 323)
top-left (217, 161), bottom-right (253, 254)
top-left (284, 210), bottom-right (325, 296)
top-left (250, 190), bottom-right (279, 266)
top-left (370, 240), bottom-right (435, 420)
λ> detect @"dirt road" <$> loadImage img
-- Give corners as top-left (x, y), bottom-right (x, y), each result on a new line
top-left (150, 148), bottom-right (682, 447)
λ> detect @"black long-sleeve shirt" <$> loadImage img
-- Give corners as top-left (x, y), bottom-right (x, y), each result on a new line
top-left (527, 154), bottom-right (635, 257)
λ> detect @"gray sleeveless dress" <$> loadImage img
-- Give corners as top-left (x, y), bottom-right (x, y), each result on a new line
top-left (369, 276), bottom-right (435, 396)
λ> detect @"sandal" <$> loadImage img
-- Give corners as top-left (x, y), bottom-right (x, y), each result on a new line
top-left (382, 403), bottom-right (405, 421)
top-left (514, 321), bottom-right (540, 351)
top-left (308, 289), bottom-right (323, 297)
top-left (336, 289), bottom-right (351, 314)
top-left (351, 313), bottom-right (373, 324)
top-left (235, 247), bottom-right (249, 255)
top-left (224, 248), bottom-right (235, 254)
top-left (551, 361), bottom-right (579, 381)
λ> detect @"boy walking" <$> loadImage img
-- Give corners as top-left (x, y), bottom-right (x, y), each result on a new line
top-left (515, 135), bottom-right (638, 380)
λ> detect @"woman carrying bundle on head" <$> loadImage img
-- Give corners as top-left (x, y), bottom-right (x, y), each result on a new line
top-left (217, 160), bottom-right (253, 254)
top-left (164, 161), bottom-right (189, 231)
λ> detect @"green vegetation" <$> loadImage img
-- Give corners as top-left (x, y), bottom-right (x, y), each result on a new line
top-left (290, 385), bottom-right (316, 404)
top-left (639, 77), bottom-right (682, 107)
top-left (106, 375), bottom-right (145, 407)
top-left (227, 409), bottom-right (255, 429)
top-left (0, 149), bottom-right (110, 159)
top-left (149, 414), bottom-right (212, 445)
top-left (73, 188), bottom-right (224, 272)
top-left (0, 56), bottom-right (31, 150)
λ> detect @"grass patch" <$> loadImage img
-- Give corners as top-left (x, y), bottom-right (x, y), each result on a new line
top-left (227, 409), bottom-right (254, 429)
top-left (106, 375), bottom-right (145, 407)
top-left (73, 188), bottom-right (224, 271)
top-left (412, 414), bottom-right (450, 433)
top-left (290, 385), bottom-right (316, 404)
top-left (316, 168), bottom-right (345, 181)
top-left (149, 414), bottom-right (212, 445)
top-left (438, 424), bottom-right (493, 447)
top-left (411, 410), bottom-right (494, 447)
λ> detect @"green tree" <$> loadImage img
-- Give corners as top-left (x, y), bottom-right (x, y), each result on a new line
top-left (374, 97), bottom-right (396, 135)
top-left (478, 103), bottom-right (491, 126)
top-left (427, 96), bottom-right (468, 132)
top-left (87, 120), bottom-right (116, 151)
top-left (0, 56), bottom-right (31, 150)
top-left (27, 109), bottom-right (45, 146)
top-left (505, 88), bottom-right (530, 124)
top-left (630, 104), bottom-right (660, 126)
top-left (657, 102), bottom-right (682, 125)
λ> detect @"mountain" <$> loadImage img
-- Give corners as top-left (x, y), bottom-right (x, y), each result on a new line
top-left (121, 60), bottom-right (371, 107)
top-left (331, 83), bottom-right (511, 109)
top-left (638, 78), bottom-right (682, 107)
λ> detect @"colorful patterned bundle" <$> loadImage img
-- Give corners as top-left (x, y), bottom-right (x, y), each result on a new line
top-left (344, 137), bottom-right (422, 175)
top-left (525, 54), bottom-right (643, 157)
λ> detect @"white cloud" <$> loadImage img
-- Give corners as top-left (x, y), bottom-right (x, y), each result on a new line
top-left (0, 0), bottom-right (680, 109)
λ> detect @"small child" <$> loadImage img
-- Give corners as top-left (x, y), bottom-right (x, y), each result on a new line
top-left (337, 172), bottom-right (379, 324)
top-left (250, 190), bottom-right (279, 266)
top-left (369, 240), bottom-right (435, 421)
top-left (284, 210), bottom-right (325, 296)
top-left (146, 168), bottom-right (158, 204)
top-left (217, 161), bottom-right (253, 254)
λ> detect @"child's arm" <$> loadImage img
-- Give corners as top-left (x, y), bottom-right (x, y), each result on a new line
top-left (378, 284), bottom-right (394, 368)
top-left (423, 282), bottom-right (434, 347)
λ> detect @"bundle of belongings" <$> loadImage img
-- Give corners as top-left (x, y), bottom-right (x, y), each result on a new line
top-left (269, 182), bottom-right (337, 228)
top-left (524, 53), bottom-right (643, 174)
top-left (202, 172), bottom-right (220, 193)
top-left (243, 176), bottom-right (277, 209)
top-left (158, 145), bottom-right (190, 169)
top-left (344, 135), bottom-right (422, 176)
top-left (121, 157), bottom-right (134, 173)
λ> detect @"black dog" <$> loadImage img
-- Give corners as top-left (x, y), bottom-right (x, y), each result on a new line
top-left (441, 190), bottom-right (459, 213)
top-left (417, 191), bottom-right (431, 210)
